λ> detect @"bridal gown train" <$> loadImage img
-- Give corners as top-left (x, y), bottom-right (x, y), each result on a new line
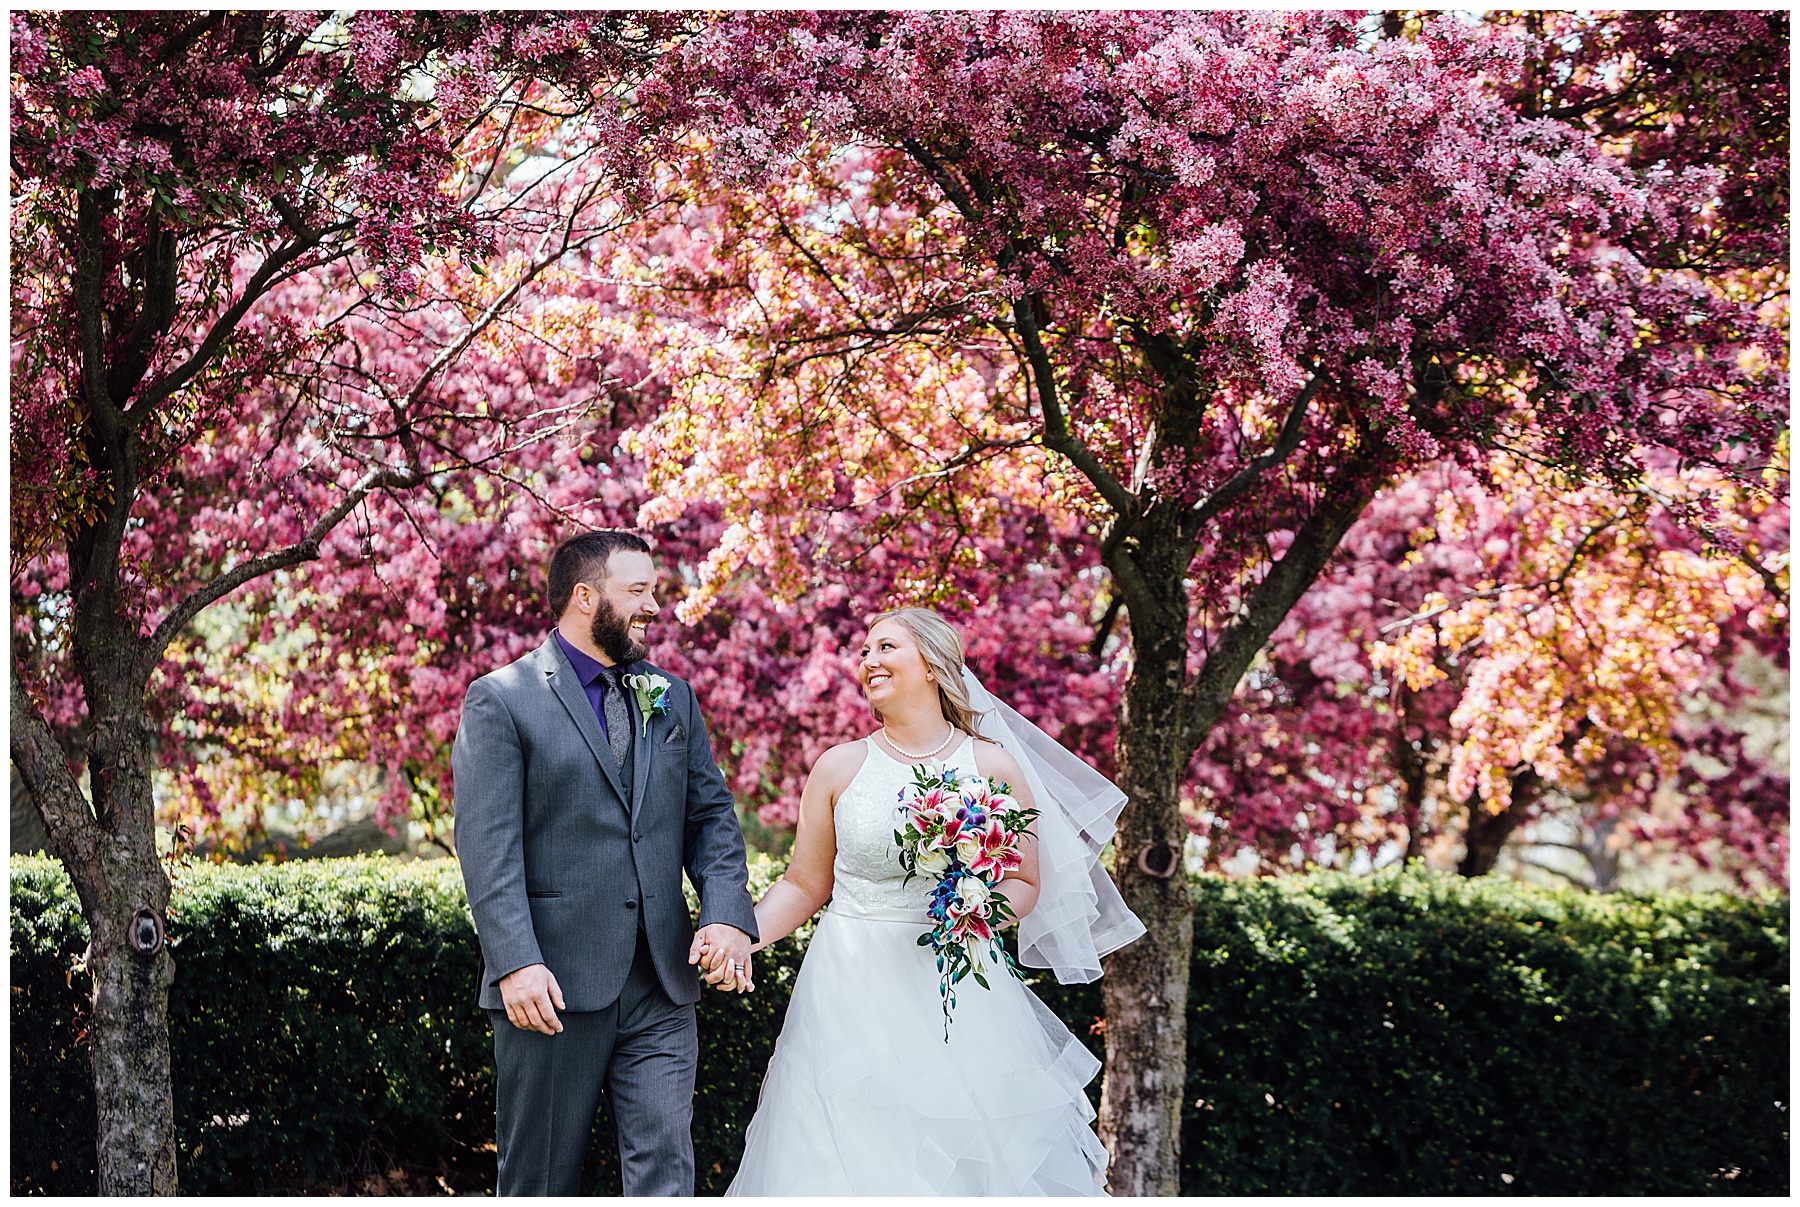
top-left (727, 735), bottom-right (1109, 1196)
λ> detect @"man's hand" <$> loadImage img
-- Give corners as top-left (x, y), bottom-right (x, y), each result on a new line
top-left (498, 963), bottom-right (565, 1034)
top-left (689, 923), bottom-right (754, 992)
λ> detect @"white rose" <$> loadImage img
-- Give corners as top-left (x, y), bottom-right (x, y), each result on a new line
top-left (915, 847), bottom-right (951, 877)
top-left (954, 834), bottom-right (982, 866)
top-left (956, 876), bottom-right (990, 909)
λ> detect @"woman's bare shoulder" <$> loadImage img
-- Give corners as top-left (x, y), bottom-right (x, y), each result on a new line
top-left (971, 739), bottom-right (1025, 786)
top-left (809, 737), bottom-right (872, 796)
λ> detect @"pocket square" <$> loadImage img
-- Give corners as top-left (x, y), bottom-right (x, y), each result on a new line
top-left (663, 724), bottom-right (686, 743)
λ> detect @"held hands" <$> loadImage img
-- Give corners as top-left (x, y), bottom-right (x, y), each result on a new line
top-left (499, 929), bottom-right (749, 1032)
top-left (498, 963), bottom-right (565, 1034)
top-left (689, 923), bottom-right (754, 993)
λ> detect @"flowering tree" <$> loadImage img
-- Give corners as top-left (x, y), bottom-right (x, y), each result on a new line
top-left (621, 11), bottom-right (1785, 1190)
top-left (1191, 7), bottom-right (1793, 890)
top-left (12, 11), bottom-right (1782, 1195)
top-left (1195, 451), bottom-right (1788, 889)
top-left (8, 11), bottom-right (682, 1191)
top-left (1488, 8), bottom-right (1788, 274)
top-left (77, 9), bottom-right (1788, 872)
top-left (21, 180), bottom-right (1118, 860)
top-left (59, 262), bottom-right (663, 858)
top-left (124, 464), bottom-right (1115, 863)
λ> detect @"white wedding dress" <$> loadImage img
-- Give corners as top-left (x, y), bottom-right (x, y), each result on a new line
top-left (726, 735), bottom-right (1110, 1196)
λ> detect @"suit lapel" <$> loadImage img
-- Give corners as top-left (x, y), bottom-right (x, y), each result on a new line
top-left (627, 663), bottom-right (653, 818)
top-left (538, 638), bottom-right (631, 809)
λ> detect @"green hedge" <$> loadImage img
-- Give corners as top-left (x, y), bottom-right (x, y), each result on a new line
top-left (1176, 873), bottom-right (1789, 1195)
top-left (9, 854), bottom-right (804, 1196)
top-left (11, 856), bottom-right (1787, 1194)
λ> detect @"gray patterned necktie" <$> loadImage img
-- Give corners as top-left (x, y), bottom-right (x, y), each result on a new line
top-left (602, 669), bottom-right (632, 769)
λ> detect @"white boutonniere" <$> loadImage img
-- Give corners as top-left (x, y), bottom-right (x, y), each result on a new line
top-left (624, 672), bottom-right (672, 737)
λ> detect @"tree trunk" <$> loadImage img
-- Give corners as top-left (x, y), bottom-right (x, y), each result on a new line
top-left (13, 671), bottom-right (180, 1193)
top-left (1098, 595), bottom-right (1193, 1197)
top-left (1096, 470), bottom-right (1379, 1194)
top-left (86, 848), bottom-right (178, 1194)
top-left (1391, 684), bottom-right (1430, 863)
top-left (1457, 769), bottom-right (1541, 877)
top-left (1581, 815), bottom-right (1622, 892)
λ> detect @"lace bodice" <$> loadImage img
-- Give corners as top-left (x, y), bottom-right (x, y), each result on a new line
top-left (829, 734), bottom-right (978, 918)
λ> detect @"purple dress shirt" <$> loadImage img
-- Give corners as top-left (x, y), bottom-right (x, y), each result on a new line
top-left (552, 630), bottom-right (627, 742)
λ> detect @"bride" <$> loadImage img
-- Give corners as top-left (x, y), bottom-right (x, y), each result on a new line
top-left (703, 607), bottom-right (1145, 1195)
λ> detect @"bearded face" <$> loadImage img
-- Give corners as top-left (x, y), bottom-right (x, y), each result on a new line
top-left (589, 584), bottom-right (651, 665)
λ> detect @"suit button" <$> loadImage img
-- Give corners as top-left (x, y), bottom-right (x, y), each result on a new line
top-left (633, 833), bottom-right (642, 842)
top-left (625, 900), bottom-right (638, 911)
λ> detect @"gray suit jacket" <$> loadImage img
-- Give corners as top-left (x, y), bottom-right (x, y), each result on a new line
top-left (452, 635), bottom-right (758, 1011)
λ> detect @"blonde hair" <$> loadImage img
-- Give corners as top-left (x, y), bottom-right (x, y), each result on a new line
top-left (867, 607), bottom-right (992, 741)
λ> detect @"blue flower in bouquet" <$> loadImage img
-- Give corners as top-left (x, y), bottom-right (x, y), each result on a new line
top-left (926, 875), bottom-right (959, 923)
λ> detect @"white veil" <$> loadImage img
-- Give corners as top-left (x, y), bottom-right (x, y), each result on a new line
top-left (962, 668), bottom-right (1146, 983)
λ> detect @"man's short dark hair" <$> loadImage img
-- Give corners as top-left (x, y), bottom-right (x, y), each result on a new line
top-left (547, 530), bottom-right (652, 618)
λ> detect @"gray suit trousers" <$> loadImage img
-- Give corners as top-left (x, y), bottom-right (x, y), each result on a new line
top-left (490, 935), bottom-right (698, 1196)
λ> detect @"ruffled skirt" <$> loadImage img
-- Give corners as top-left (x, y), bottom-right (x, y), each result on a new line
top-left (726, 905), bottom-right (1109, 1196)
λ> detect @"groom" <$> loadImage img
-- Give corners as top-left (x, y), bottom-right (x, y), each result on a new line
top-left (453, 529), bottom-right (758, 1196)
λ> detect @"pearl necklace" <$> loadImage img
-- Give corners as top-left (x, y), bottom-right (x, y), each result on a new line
top-left (881, 724), bottom-right (957, 761)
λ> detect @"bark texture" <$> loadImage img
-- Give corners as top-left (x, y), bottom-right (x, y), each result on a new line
top-left (12, 675), bottom-right (179, 1193)
top-left (1583, 817), bottom-right (1623, 893)
top-left (88, 863), bottom-right (178, 1194)
top-left (1097, 515), bottom-right (1195, 1196)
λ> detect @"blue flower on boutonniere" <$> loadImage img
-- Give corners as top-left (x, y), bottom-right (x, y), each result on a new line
top-left (624, 673), bottom-right (672, 737)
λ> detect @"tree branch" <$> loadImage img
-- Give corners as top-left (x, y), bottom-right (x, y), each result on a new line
top-left (136, 214), bottom-right (602, 678)
top-left (106, 210), bottom-right (182, 405)
top-left (862, 436), bottom-right (1036, 504)
top-left (897, 134), bottom-right (1139, 523)
top-left (1180, 368), bottom-right (1323, 546)
top-left (1088, 592), bottom-right (1123, 660)
top-left (74, 191), bottom-right (123, 433)
top-left (1735, 548), bottom-right (1789, 607)
top-left (1013, 295), bottom-right (1140, 521)
top-left (1378, 582), bottom-right (1530, 636)
top-left (772, 211), bottom-right (876, 331)
top-left (128, 223), bottom-right (333, 423)
top-left (71, 189), bottom-right (142, 608)
top-left (393, 196), bottom-right (590, 434)
top-left (1513, 854), bottom-right (1594, 890)
top-left (157, 11), bottom-right (226, 66)
top-left (1184, 464), bottom-right (1381, 745)
top-left (1522, 837), bottom-right (1595, 855)
top-left (1105, 545), bottom-right (1156, 621)
top-left (10, 662), bottom-right (103, 875)
top-left (898, 137), bottom-right (985, 228)
top-left (1545, 505), bottom-right (1634, 593)
top-left (137, 464), bottom-right (421, 678)
top-left (252, 22), bottom-right (314, 80)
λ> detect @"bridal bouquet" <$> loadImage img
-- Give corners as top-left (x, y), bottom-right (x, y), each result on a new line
top-left (893, 764), bottom-right (1038, 1034)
